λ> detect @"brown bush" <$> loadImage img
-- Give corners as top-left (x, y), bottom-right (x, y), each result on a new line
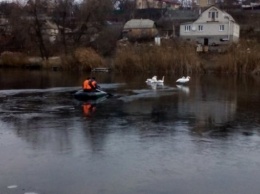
top-left (75, 48), bottom-right (103, 67)
top-left (61, 48), bottom-right (104, 71)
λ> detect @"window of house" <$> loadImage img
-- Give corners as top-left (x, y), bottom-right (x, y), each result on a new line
top-left (219, 25), bottom-right (224, 31)
top-left (185, 25), bottom-right (191, 32)
top-left (198, 25), bottom-right (203, 31)
top-left (212, 12), bottom-right (215, 20)
top-left (208, 9), bottom-right (219, 20)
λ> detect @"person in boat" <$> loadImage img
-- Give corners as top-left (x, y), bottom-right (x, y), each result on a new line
top-left (91, 77), bottom-right (100, 90)
top-left (83, 77), bottom-right (99, 92)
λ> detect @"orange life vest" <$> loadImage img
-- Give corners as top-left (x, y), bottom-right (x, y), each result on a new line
top-left (83, 80), bottom-right (92, 90)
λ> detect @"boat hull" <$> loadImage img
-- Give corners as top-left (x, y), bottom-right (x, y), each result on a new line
top-left (74, 90), bottom-right (108, 101)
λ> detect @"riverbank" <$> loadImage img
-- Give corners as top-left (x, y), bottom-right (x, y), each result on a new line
top-left (1, 39), bottom-right (260, 75)
top-left (0, 48), bottom-right (104, 71)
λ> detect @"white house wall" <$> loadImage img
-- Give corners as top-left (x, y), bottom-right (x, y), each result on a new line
top-left (180, 6), bottom-right (240, 45)
top-left (180, 22), bottom-right (234, 36)
top-left (232, 23), bottom-right (240, 41)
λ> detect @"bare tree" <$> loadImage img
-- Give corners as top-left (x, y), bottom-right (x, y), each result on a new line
top-left (52, 0), bottom-right (75, 55)
top-left (0, 0), bottom-right (119, 56)
top-left (219, 0), bottom-right (240, 10)
top-left (8, 2), bottom-right (32, 52)
top-left (26, 0), bottom-right (49, 59)
top-left (73, 0), bottom-right (113, 45)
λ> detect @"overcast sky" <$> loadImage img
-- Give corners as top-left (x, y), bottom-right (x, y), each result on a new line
top-left (0, 0), bottom-right (24, 2)
top-left (0, 0), bottom-right (84, 3)
top-left (0, 0), bottom-right (83, 1)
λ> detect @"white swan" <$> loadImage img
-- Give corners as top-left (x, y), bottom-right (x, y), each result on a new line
top-left (176, 76), bottom-right (191, 84)
top-left (156, 76), bottom-right (164, 84)
top-left (146, 76), bottom-right (157, 83)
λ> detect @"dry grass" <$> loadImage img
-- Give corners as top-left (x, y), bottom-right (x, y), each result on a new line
top-left (0, 48), bottom-right (105, 71)
top-left (0, 51), bottom-right (29, 67)
top-left (216, 40), bottom-right (260, 74)
top-left (114, 40), bottom-right (201, 74)
top-left (1, 40), bottom-right (260, 75)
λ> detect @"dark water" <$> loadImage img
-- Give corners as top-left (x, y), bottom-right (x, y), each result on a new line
top-left (0, 69), bottom-right (260, 194)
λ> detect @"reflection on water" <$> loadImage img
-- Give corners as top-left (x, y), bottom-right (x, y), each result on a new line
top-left (145, 81), bottom-right (165, 90)
top-left (82, 103), bottom-right (96, 117)
top-left (176, 84), bottom-right (190, 94)
top-left (0, 70), bottom-right (260, 194)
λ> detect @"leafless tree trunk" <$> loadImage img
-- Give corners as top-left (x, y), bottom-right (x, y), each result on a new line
top-left (73, 0), bottom-right (113, 44)
top-left (27, 0), bottom-right (49, 60)
top-left (53, 0), bottom-right (75, 55)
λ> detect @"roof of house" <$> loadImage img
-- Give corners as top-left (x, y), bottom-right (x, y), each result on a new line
top-left (124, 19), bottom-right (156, 29)
top-left (202, 5), bottom-right (235, 22)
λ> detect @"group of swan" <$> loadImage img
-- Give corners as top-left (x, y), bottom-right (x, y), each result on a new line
top-left (146, 75), bottom-right (190, 94)
top-left (145, 76), bottom-right (164, 84)
top-left (146, 76), bottom-right (190, 84)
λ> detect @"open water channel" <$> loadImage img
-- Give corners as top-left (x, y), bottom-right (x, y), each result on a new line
top-left (0, 69), bottom-right (260, 194)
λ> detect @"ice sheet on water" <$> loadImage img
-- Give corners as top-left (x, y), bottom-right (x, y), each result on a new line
top-left (0, 83), bottom-right (125, 97)
top-left (7, 185), bottom-right (18, 189)
top-left (0, 87), bottom-right (79, 96)
top-left (119, 87), bottom-right (178, 102)
top-left (98, 83), bottom-right (125, 89)
top-left (24, 192), bottom-right (38, 194)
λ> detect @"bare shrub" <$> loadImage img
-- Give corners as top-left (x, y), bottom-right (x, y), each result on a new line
top-left (62, 47), bottom-right (104, 71)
